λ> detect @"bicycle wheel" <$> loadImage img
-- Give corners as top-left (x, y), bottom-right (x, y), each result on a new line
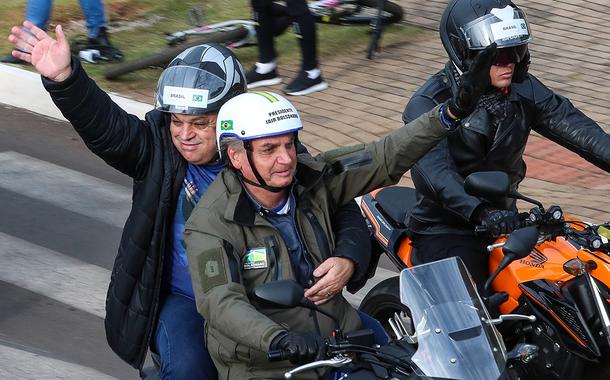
top-left (104, 26), bottom-right (248, 80)
top-left (314, 0), bottom-right (403, 25)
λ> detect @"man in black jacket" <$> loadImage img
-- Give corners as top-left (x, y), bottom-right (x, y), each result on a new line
top-left (402, 0), bottom-right (610, 289)
top-left (7, 21), bottom-right (373, 379)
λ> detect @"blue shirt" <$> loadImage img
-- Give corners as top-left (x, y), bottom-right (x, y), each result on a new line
top-left (167, 162), bottom-right (224, 298)
top-left (248, 192), bottom-right (314, 288)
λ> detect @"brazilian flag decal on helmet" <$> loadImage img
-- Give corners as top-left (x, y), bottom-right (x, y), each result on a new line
top-left (220, 120), bottom-right (233, 131)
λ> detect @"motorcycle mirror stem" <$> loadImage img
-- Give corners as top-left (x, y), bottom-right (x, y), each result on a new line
top-left (484, 226), bottom-right (540, 296)
top-left (464, 171), bottom-right (543, 208)
top-left (509, 189), bottom-right (544, 209)
top-left (254, 280), bottom-right (342, 330)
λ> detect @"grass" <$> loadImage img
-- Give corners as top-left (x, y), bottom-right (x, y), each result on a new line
top-left (1, 0), bottom-right (422, 99)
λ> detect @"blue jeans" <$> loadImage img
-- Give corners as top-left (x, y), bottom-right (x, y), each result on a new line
top-left (25, 0), bottom-right (106, 37)
top-left (153, 293), bottom-right (217, 380)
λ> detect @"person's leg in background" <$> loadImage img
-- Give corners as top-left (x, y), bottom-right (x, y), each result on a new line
top-left (25, 0), bottom-right (53, 30)
top-left (246, 0), bottom-right (283, 89)
top-left (78, 0), bottom-right (123, 60)
top-left (153, 293), bottom-right (218, 380)
top-left (1, 0), bottom-right (52, 63)
top-left (78, 0), bottom-right (105, 38)
top-left (283, 0), bottom-right (328, 96)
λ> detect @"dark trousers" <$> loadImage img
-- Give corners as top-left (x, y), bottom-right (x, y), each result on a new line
top-left (251, 0), bottom-right (318, 71)
top-left (411, 233), bottom-right (492, 294)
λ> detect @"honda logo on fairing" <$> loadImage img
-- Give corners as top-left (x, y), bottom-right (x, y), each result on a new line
top-left (520, 249), bottom-right (547, 268)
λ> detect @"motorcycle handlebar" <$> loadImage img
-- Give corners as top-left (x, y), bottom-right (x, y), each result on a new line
top-left (475, 213), bottom-right (532, 236)
top-left (474, 225), bottom-right (488, 235)
top-left (268, 349), bottom-right (290, 362)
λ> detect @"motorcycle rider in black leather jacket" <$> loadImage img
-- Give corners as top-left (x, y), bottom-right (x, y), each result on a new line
top-left (402, 0), bottom-right (610, 289)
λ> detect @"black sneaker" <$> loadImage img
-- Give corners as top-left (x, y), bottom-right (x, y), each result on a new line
top-left (246, 66), bottom-right (282, 89)
top-left (284, 71), bottom-right (328, 96)
top-left (0, 53), bottom-right (27, 65)
top-left (86, 27), bottom-right (123, 61)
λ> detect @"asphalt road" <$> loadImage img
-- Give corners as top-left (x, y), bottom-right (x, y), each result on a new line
top-left (0, 105), bottom-right (136, 379)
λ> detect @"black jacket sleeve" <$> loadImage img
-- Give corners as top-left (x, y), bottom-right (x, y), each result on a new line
top-left (296, 141), bottom-right (372, 291)
top-left (523, 75), bottom-right (610, 172)
top-left (404, 88), bottom-right (483, 222)
top-left (330, 199), bottom-right (372, 293)
top-left (42, 58), bottom-right (153, 179)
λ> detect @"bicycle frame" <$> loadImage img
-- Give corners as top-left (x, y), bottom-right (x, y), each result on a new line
top-left (166, 20), bottom-right (257, 48)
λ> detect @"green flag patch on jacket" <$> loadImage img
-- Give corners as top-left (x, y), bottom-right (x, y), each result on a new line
top-left (198, 247), bottom-right (228, 292)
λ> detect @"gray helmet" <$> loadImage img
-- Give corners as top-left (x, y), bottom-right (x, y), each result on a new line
top-left (440, 0), bottom-right (532, 73)
top-left (154, 43), bottom-right (246, 115)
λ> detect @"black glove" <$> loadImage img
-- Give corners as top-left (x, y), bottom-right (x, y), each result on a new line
top-left (472, 206), bottom-right (520, 238)
top-left (447, 43), bottom-right (498, 120)
top-left (269, 331), bottom-right (324, 365)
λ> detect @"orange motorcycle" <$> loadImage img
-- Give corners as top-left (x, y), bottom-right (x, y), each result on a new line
top-left (359, 171), bottom-right (610, 379)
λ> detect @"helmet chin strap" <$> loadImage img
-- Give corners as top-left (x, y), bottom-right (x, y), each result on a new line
top-left (239, 140), bottom-right (290, 193)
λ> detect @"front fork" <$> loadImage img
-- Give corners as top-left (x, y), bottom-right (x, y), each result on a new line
top-left (585, 271), bottom-right (610, 348)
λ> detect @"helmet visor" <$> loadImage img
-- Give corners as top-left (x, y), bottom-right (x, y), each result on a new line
top-left (494, 45), bottom-right (528, 65)
top-left (461, 6), bottom-right (532, 50)
top-left (155, 66), bottom-right (227, 114)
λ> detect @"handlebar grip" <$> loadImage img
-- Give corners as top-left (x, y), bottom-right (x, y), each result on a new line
top-left (475, 225), bottom-right (488, 235)
top-left (268, 349), bottom-right (289, 362)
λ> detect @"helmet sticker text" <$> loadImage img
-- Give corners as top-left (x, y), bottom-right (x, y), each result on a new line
top-left (266, 110), bottom-right (298, 125)
top-left (162, 86), bottom-right (209, 109)
top-left (490, 19), bottom-right (528, 42)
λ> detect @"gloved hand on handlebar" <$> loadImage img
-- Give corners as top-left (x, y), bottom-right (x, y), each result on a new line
top-left (446, 43), bottom-right (498, 120)
top-left (269, 331), bottom-right (324, 365)
top-left (472, 205), bottom-right (520, 238)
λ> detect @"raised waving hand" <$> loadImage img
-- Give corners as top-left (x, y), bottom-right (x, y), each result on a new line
top-left (7, 21), bottom-right (72, 81)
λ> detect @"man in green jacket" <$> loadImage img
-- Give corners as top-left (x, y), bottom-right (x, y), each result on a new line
top-left (184, 45), bottom-right (497, 380)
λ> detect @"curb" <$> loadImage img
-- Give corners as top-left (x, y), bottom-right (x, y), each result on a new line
top-left (0, 63), bottom-right (151, 120)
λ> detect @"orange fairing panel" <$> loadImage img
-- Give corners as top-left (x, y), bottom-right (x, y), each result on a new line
top-left (369, 188), bottom-right (384, 198)
top-left (490, 234), bottom-right (610, 314)
top-left (397, 237), bottom-right (414, 267)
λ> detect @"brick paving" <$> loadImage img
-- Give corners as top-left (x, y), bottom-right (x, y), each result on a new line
top-left (126, 0), bottom-right (610, 223)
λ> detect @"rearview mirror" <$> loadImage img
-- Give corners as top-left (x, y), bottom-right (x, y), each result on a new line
top-left (254, 280), bottom-right (305, 308)
top-left (484, 226), bottom-right (539, 296)
top-left (253, 280), bottom-right (341, 328)
top-left (503, 226), bottom-right (540, 261)
top-left (464, 171), bottom-right (510, 198)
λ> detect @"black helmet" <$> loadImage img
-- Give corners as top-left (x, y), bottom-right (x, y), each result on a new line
top-left (155, 43), bottom-right (246, 115)
top-left (440, 0), bottom-right (532, 73)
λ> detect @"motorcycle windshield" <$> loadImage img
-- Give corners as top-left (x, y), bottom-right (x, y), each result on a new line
top-left (400, 257), bottom-right (506, 380)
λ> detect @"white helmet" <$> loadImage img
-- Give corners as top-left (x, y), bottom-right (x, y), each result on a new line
top-left (216, 91), bottom-right (303, 156)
